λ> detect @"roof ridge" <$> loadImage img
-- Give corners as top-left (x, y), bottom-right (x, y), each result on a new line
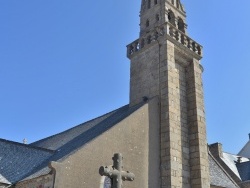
top-left (0, 138), bottom-right (55, 153)
top-left (223, 151), bottom-right (250, 160)
top-left (30, 104), bottom-right (129, 146)
top-left (236, 160), bottom-right (250, 165)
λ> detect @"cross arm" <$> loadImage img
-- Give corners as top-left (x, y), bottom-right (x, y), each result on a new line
top-left (99, 166), bottom-right (135, 181)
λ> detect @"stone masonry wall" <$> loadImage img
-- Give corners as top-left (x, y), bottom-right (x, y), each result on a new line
top-left (129, 36), bottom-right (210, 188)
top-left (130, 44), bottom-right (160, 106)
top-left (160, 41), bottom-right (191, 188)
top-left (129, 1), bottom-right (210, 187)
top-left (186, 58), bottom-right (210, 187)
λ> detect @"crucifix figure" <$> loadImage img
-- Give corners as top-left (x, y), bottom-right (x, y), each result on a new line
top-left (99, 153), bottom-right (135, 188)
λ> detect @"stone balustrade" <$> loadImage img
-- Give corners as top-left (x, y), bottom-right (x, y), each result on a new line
top-left (127, 22), bottom-right (202, 58)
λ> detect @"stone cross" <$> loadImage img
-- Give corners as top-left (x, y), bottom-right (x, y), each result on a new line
top-left (99, 153), bottom-right (135, 188)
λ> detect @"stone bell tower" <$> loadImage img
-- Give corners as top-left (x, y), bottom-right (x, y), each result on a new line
top-left (127, 0), bottom-right (210, 187)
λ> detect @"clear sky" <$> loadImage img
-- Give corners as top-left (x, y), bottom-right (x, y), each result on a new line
top-left (0, 0), bottom-right (250, 155)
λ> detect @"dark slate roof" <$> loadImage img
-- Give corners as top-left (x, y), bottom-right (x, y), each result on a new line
top-left (22, 103), bottom-right (144, 181)
top-left (209, 153), bottom-right (239, 188)
top-left (0, 139), bottom-right (54, 184)
top-left (31, 110), bottom-right (117, 150)
top-left (237, 161), bottom-right (250, 181)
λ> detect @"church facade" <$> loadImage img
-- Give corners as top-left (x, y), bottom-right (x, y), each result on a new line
top-left (1, 0), bottom-right (250, 188)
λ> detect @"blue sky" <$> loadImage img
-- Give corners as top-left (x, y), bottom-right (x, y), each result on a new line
top-left (0, 0), bottom-right (250, 154)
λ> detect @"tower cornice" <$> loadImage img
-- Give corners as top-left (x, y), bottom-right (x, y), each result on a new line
top-left (127, 22), bottom-right (202, 60)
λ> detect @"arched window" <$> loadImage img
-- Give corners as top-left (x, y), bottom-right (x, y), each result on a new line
top-left (147, 0), bottom-right (151, 9)
top-left (154, 0), bottom-right (158, 5)
top-left (178, 18), bottom-right (185, 33)
top-left (168, 10), bottom-right (176, 26)
top-left (147, 35), bottom-right (152, 44)
top-left (146, 19), bottom-right (150, 27)
top-left (156, 14), bottom-right (160, 21)
top-left (141, 39), bottom-right (145, 48)
top-left (154, 31), bottom-right (159, 40)
top-left (176, 0), bottom-right (180, 8)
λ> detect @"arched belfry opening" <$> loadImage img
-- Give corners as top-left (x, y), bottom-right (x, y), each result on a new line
top-left (178, 18), bottom-right (185, 33)
top-left (168, 10), bottom-right (176, 26)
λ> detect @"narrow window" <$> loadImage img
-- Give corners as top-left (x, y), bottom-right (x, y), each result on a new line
top-left (147, 0), bottom-right (151, 9)
top-left (171, 0), bottom-right (174, 5)
top-left (154, 0), bottom-right (158, 5)
top-left (156, 14), bottom-right (160, 21)
top-left (147, 35), bottom-right (152, 44)
top-left (141, 39), bottom-right (145, 48)
top-left (146, 19), bottom-right (150, 27)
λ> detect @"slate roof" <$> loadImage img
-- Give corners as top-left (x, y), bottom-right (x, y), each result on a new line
top-left (0, 139), bottom-right (54, 184)
top-left (221, 152), bottom-right (249, 179)
top-left (17, 103), bottom-right (144, 182)
top-left (209, 153), bottom-right (239, 188)
top-left (31, 109), bottom-right (117, 150)
top-left (238, 139), bottom-right (250, 158)
top-left (237, 161), bottom-right (250, 182)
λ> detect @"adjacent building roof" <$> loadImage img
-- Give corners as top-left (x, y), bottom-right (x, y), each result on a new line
top-left (209, 142), bottom-right (250, 185)
top-left (221, 152), bottom-right (249, 179)
top-left (209, 153), bottom-right (239, 188)
top-left (0, 139), bottom-right (54, 184)
top-left (237, 161), bottom-right (250, 182)
top-left (238, 136), bottom-right (250, 158)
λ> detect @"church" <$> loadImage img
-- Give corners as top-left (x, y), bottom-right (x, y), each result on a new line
top-left (1, 0), bottom-right (250, 187)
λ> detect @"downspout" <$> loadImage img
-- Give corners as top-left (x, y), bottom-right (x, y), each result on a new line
top-left (49, 161), bottom-right (58, 188)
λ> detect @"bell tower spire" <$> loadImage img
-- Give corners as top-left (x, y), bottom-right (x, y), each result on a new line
top-left (139, 0), bottom-right (187, 36)
top-left (127, 0), bottom-right (210, 187)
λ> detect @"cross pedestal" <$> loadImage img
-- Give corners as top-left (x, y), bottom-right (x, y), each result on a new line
top-left (99, 153), bottom-right (135, 188)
